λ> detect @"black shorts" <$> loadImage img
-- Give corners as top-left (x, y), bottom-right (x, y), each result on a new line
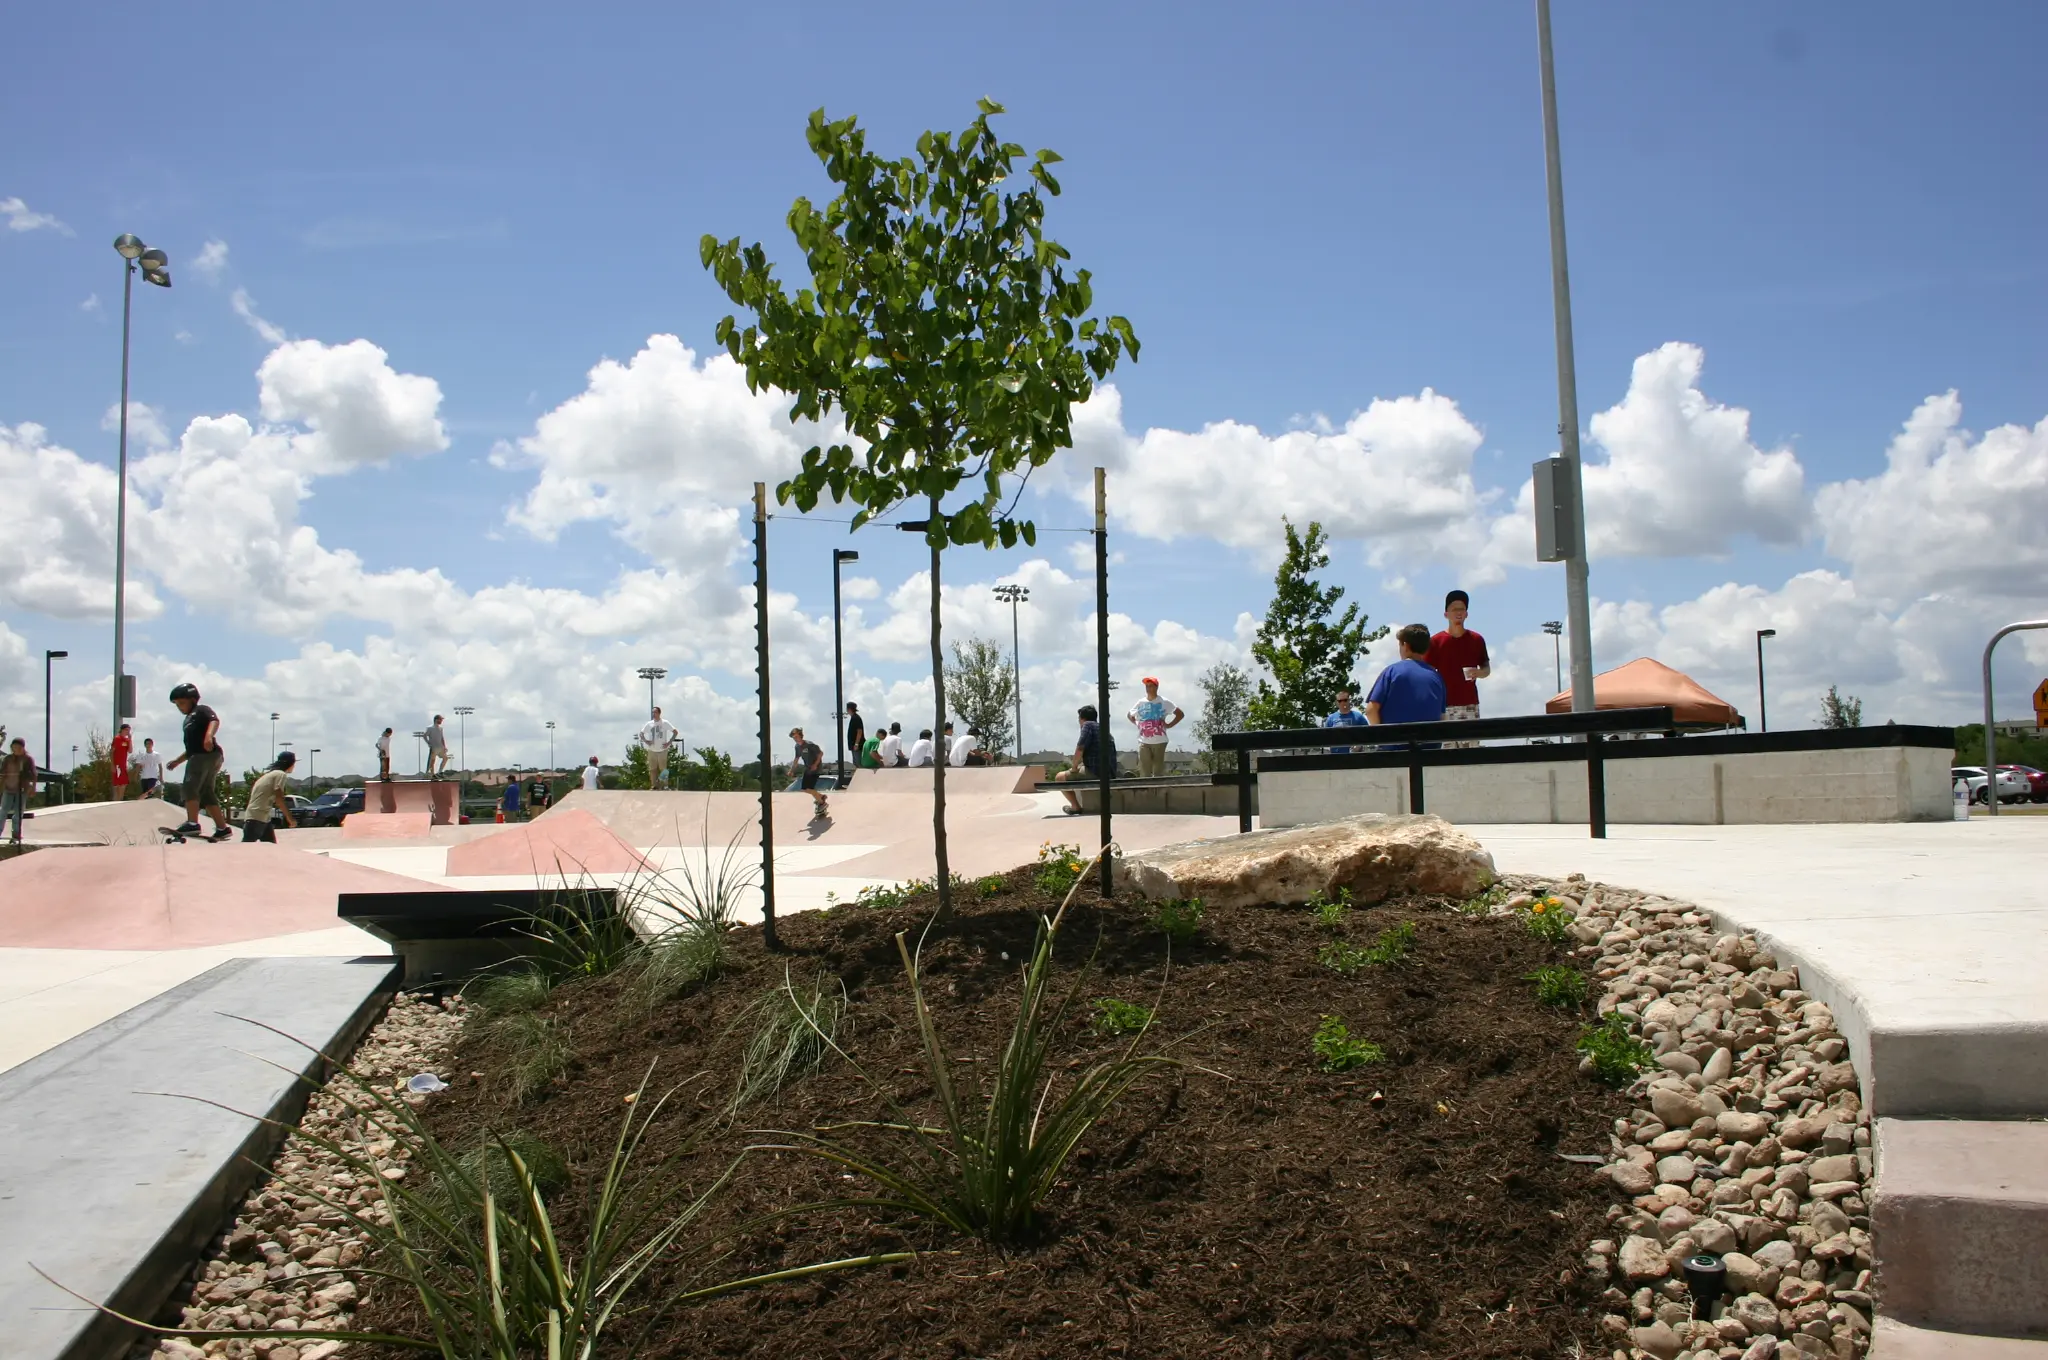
top-left (241, 818), bottom-right (276, 843)
top-left (138, 778), bottom-right (160, 794)
top-left (800, 770), bottom-right (821, 791)
top-left (182, 749), bottom-right (224, 802)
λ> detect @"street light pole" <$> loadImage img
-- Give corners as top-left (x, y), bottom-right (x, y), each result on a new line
top-left (270, 712), bottom-right (280, 761)
top-left (1534, 1), bottom-right (1596, 714)
top-left (453, 705), bottom-right (475, 775)
top-left (636, 667), bottom-right (667, 717)
top-left (412, 730), bottom-right (428, 774)
top-left (832, 549), bottom-right (859, 784)
top-left (994, 583), bottom-right (1029, 761)
top-left (44, 650), bottom-right (68, 777)
top-left (546, 720), bottom-right (556, 770)
top-left (309, 748), bottom-right (320, 782)
top-left (109, 235), bottom-right (170, 744)
top-left (1755, 629), bottom-right (1777, 733)
top-left (1541, 621), bottom-right (1564, 696)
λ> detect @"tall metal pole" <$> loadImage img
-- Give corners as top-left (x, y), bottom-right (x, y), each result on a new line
top-left (1536, 0), bottom-right (1596, 714)
top-left (1094, 467), bottom-right (1114, 896)
top-left (546, 720), bottom-right (555, 769)
top-left (1011, 595), bottom-right (1024, 761)
top-left (45, 652), bottom-right (61, 777)
top-left (1755, 632), bottom-right (1771, 733)
top-left (832, 551), bottom-right (846, 784)
top-left (1983, 620), bottom-right (2048, 818)
top-left (112, 261), bottom-right (135, 742)
top-left (754, 483), bottom-right (778, 946)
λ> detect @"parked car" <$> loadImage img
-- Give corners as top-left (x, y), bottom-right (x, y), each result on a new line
top-left (1952, 766), bottom-right (2031, 805)
top-left (268, 794), bottom-right (318, 826)
top-left (306, 786), bottom-right (366, 827)
top-left (2001, 764), bottom-right (2048, 803)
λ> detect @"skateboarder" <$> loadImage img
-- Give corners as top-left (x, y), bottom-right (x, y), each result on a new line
top-left (789, 727), bottom-right (828, 818)
top-left (134, 738), bottom-right (163, 798)
top-left (1, 737), bottom-right (32, 843)
top-left (242, 751), bottom-right (298, 842)
top-left (110, 723), bottom-right (134, 801)
top-left (424, 715), bottom-right (451, 779)
top-left (164, 683), bottom-right (234, 841)
top-left (376, 727), bottom-right (393, 782)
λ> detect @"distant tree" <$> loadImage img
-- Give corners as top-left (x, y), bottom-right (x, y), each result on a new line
top-left (1819, 686), bottom-right (1864, 730)
top-left (618, 745), bottom-right (653, 790)
top-left (1246, 519), bottom-right (1387, 731)
top-left (944, 637), bottom-right (1018, 759)
top-left (1192, 662), bottom-right (1255, 773)
top-left (703, 99), bottom-right (1136, 919)
top-left (73, 729), bottom-right (114, 803)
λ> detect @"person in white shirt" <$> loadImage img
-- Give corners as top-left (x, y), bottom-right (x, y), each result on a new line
top-left (581, 756), bottom-right (601, 792)
top-left (638, 707), bottom-right (678, 787)
top-left (906, 729), bottom-right (935, 767)
top-left (945, 723), bottom-right (977, 767)
top-left (134, 739), bottom-right (164, 798)
top-left (376, 728), bottom-right (393, 783)
top-left (1125, 676), bottom-right (1184, 778)
top-left (876, 723), bottom-right (903, 768)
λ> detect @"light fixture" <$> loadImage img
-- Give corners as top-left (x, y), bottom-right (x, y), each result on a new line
top-left (113, 234), bottom-right (145, 259)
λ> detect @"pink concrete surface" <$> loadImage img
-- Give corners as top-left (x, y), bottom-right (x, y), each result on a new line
top-left (0, 845), bottom-right (448, 949)
top-left (443, 808), bottom-right (648, 878)
top-left (14, 799), bottom-right (179, 847)
top-left (372, 780), bottom-right (458, 824)
top-left (341, 811), bottom-right (432, 839)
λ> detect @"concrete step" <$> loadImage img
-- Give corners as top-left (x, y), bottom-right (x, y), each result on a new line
top-left (1872, 1318), bottom-right (2048, 1358)
top-left (1873, 1118), bottom-right (2048, 1337)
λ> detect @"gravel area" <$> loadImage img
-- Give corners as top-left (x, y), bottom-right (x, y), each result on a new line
top-left (1505, 874), bottom-right (1874, 1360)
top-left (135, 991), bottom-right (465, 1360)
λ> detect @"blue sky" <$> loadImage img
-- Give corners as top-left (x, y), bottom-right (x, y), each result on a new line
top-left (4, 2), bottom-right (2045, 772)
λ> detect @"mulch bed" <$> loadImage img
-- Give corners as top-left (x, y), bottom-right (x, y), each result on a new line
top-left (359, 867), bottom-right (1630, 1358)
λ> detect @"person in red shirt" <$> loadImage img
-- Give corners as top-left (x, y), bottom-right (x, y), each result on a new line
top-left (109, 723), bottom-right (134, 801)
top-left (1429, 591), bottom-right (1489, 744)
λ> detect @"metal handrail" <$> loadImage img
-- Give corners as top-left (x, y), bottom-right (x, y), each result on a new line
top-left (1983, 620), bottom-right (2048, 817)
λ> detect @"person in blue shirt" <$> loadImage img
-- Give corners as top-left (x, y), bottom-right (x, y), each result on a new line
top-left (1366, 624), bottom-right (1448, 727)
top-left (501, 779), bottom-right (523, 822)
top-left (1322, 690), bottom-right (1370, 754)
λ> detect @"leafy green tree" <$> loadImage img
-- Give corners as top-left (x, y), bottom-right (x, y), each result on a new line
top-left (944, 637), bottom-right (1017, 759)
top-left (1246, 519), bottom-right (1387, 731)
top-left (1819, 685), bottom-right (1864, 729)
top-left (1192, 662), bottom-right (1255, 772)
top-left (618, 745), bottom-right (652, 791)
top-left (702, 100), bottom-right (1136, 916)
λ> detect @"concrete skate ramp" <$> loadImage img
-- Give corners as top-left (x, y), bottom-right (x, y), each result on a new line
top-left (542, 788), bottom-right (1043, 853)
top-left (445, 808), bottom-right (647, 878)
top-left (13, 798), bottom-right (182, 847)
top-left (849, 766), bottom-right (1044, 796)
top-left (0, 845), bottom-right (448, 949)
top-left (342, 811), bottom-right (432, 839)
top-left (807, 809), bottom-right (1250, 880)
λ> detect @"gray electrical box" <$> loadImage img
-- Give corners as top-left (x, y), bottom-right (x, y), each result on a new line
top-left (119, 674), bottom-right (137, 719)
top-left (1532, 457), bottom-right (1576, 563)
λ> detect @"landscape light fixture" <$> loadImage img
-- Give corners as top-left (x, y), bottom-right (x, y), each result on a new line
top-left (636, 666), bottom-right (667, 716)
top-left (832, 549), bottom-right (860, 782)
top-left (110, 234), bottom-right (171, 743)
top-left (44, 650), bottom-right (68, 775)
top-left (994, 582), bottom-right (1030, 760)
top-left (1755, 629), bottom-right (1777, 733)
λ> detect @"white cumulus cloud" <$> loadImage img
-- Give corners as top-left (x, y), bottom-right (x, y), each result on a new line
top-left (256, 338), bottom-right (448, 471)
top-left (1, 196), bottom-right (70, 234)
top-left (192, 239), bottom-right (230, 281)
top-left (231, 288), bottom-right (287, 345)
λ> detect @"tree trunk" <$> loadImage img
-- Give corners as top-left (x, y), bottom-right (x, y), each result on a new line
top-left (929, 492), bottom-right (953, 919)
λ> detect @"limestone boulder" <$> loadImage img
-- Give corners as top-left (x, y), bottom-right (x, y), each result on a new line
top-left (1120, 813), bottom-right (1494, 908)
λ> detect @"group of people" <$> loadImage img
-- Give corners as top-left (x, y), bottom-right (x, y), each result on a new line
top-left (840, 703), bottom-right (991, 772)
top-left (1325, 590), bottom-right (1490, 746)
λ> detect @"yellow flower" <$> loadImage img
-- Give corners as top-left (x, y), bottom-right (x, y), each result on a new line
top-left (1531, 901), bottom-right (1548, 914)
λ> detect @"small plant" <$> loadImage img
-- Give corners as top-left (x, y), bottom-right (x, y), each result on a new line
top-left (1577, 1011), bottom-right (1656, 1086)
top-left (977, 873), bottom-right (1006, 899)
top-left (515, 887), bottom-right (645, 983)
top-left (1519, 893), bottom-right (1576, 945)
top-left (1307, 886), bottom-right (1353, 931)
top-left (1316, 940), bottom-right (1371, 976)
top-left (501, 1011), bottom-right (571, 1103)
top-left (1458, 881), bottom-right (1511, 915)
top-left (1362, 920), bottom-right (1417, 965)
top-left (1089, 997), bottom-right (1153, 1038)
top-left (1311, 1015), bottom-right (1384, 1073)
top-left (1528, 964), bottom-right (1588, 1008)
top-left (1152, 897), bottom-right (1206, 943)
top-left (731, 967), bottom-right (848, 1113)
top-left (1034, 841), bottom-right (1087, 897)
top-left (465, 966), bottom-right (555, 1018)
top-left (853, 879), bottom-right (925, 911)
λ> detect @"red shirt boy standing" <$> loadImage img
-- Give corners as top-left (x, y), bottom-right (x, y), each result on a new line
top-left (1428, 590), bottom-right (1490, 719)
top-left (109, 724), bottom-right (134, 801)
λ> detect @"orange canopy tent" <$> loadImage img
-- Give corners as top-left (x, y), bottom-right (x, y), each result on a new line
top-left (1545, 657), bottom-right (1742, 727)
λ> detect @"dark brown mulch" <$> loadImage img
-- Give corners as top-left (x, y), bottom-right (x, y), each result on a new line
top-left (360, 868), bottom-right (1629, 1358)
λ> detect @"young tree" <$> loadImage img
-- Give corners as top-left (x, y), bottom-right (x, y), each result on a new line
top-left (1245, 519), bottom-right (1387, 731)
top-left (618, 745), bottom-right (653, 790)
top-left (1191, 662), bottom-right (1255, 772)
top-left (1819, 685), bottom-right (1864, 729)
top-left (702, 101), bottom-right (1136, 916)
top-left (943, 637), bottom-right (1018, 759)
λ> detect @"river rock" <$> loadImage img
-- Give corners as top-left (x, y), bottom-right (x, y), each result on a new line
top-left (1808, 1200), bottom-right (1851, 1240)
top-left (1120, 813), bottom-right (1494, 908)
top-left (1717, 1110), bottom-right (1771, 1143)
top-left (1606, 1160), bottom-right (1655, 1195)
top-left (1719, 1251), bottom-right (1773, 1296)
top-left (1692, 1218), bottom-right (1737, 1255)
top-left (1619, 1234), bottom-right (1670, 1280)
top-left (1631, 1318), bottom-right (1683, 1360)
top-left (1701, 1046), bottom-right (1734, 1085)
top-left (1728, 1293), bottom-right (1782, 1336)
top-left (1805, 1153), bottom-right (1858, 1185)
top-left (1778, 1114), bottom-right (1832, 1150)
top-left (1656, 1154), bottom-right (1699, 1185)
top-left (1650, 1085), bottom-right (1707, 1128)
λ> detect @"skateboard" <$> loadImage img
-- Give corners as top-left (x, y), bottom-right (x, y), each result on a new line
top-left (160, 824), bottom-right (233, 844)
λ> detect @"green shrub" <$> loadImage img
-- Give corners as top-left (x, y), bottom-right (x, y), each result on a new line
top-left (1519, 893), bottom-right (1576, 945)
top-left (1151, 897), bottom-right (1206, 943)
top-left (1458, 882), bottom-right (1511, 915)
top-left (1528, 964), bottom-right (1588, 1008)
top-left (977, 874), bottom-right (1006, 899)
top-left (852, 880), bottom-right (923, 910)
top-left (464, 967), bottom-right (555, 1018)
top-left (731, 967), bottom-right (848, 1112)
top-left (1577, 1011), bottom-right (1655, 1086)
top-left (1089, 997), bottom-right (1153, 1038)
top-left (1311, 1015), bottom-right (1384, 1073)
top-left (1307, 887), bottom-right (1352, 931)
top-left (1033, 842), bottom-right (1087, 897)
top-left (1362, 920), bottom-right (1417, 965)
top-left (501, 1012), bottom-right (571, 1103)
top-left (1316, 941), bottom-right (1370, 976)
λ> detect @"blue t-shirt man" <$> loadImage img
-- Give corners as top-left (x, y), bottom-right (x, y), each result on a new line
top-left (1322, 693), bottom-right (1370, 754)
top-left (1366, 626), bottom-right (1449, 727)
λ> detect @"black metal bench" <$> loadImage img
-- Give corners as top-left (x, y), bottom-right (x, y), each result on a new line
top-left (1209, 706), bottom-right (1678, 838)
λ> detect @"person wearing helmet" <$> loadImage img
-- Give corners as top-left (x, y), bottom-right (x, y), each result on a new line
top-left (165, 683), bottom-right (234, 841)
top-left (242, 751), bottom-right (298, 843)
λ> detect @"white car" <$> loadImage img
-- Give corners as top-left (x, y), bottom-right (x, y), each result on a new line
top-left (1952, 766), bottom-right (2030, 805)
